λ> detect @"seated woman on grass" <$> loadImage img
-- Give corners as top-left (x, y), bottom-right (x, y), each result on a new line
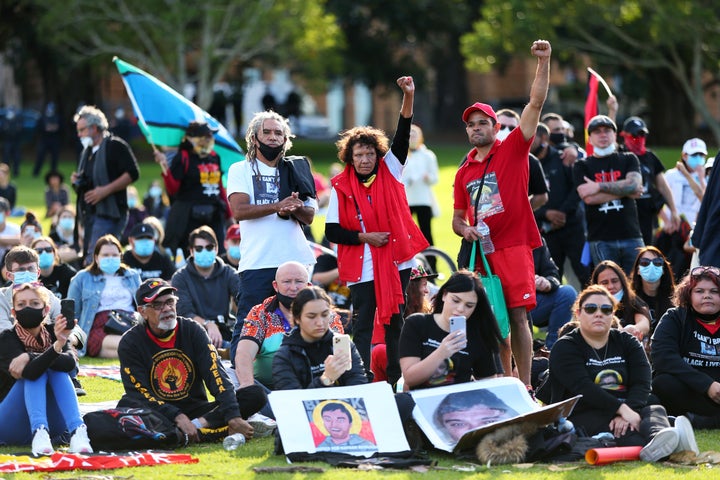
top-left (0, 282), bottom-right (92, 455)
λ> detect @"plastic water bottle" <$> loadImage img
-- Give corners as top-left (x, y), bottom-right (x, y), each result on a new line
top-left (476, 219), bottom-right (495, 254)
top-left (223, 433), bottom-right (246, 451)
top-left (175, 248), bottom-right (186, 269)
top-left (557, 417), bottom-right (575, 434)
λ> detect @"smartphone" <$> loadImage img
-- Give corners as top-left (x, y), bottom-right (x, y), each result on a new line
top-left (60, 299), bottom-right (75, 331)
top-left (449, 315), bottom-right (466, 335)
top-left (333, 334), bottom-right (352, 371)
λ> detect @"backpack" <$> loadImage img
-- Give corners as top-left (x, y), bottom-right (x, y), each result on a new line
top-left (84, 407), bottom-right (185, 451)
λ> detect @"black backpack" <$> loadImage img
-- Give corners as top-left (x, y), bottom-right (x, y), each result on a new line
top-left (84, 407), bottom-right (185, 451)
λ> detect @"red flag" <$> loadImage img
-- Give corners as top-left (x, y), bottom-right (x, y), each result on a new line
top-left (584, 71), bottom-right (599, 156)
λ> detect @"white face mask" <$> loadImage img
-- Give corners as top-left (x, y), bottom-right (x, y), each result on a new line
top-left (593, 143), bottom-right (617, 157)
top-left (80, 136), bottom-right (94, 149)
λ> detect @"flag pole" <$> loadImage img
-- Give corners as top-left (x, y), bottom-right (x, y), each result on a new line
top-left (587, 68), bottom-right (613, 98)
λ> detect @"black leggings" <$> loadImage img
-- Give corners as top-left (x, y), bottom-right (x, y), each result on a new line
top-left (653, 373), bottom-right (720, 416)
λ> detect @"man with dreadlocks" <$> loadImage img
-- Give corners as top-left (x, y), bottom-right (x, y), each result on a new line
top-left (226, 111), bottom-right (317, 359)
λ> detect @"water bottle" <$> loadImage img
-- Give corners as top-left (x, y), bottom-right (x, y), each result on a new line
top-left (557, 417), bottom-right (575, 434)
top-left (175, 248), bottom-right (186, 269)
top-left (476, 219), bottom-right (495, 254)
top-left (223, 433), bottom-right (246, 451)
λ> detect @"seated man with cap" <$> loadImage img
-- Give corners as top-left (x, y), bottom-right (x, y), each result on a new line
top-left (117, 278), bottom-right (267, 443)
top-left (122, 223), bottom-right (176, 281)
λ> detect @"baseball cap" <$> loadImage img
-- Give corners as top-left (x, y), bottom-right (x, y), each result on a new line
top-left (129, 223), bottom-right (155, 239)
top-left (226, 224), bottom-right (240, 241)
top-left (410, 264), bottom-right (439, 281)
top-left (587, 115), bottom-right (617, 134)
top-left (185, 120), bottom-right (218, 137)
top-left (135, 278), bottom-right (177, 305)
top-left (622, 116), bottom-right (649, 136)
top-left (682, 138), bottom-right (708, 156)
top-left (462, 102), bottom-right (498, 123)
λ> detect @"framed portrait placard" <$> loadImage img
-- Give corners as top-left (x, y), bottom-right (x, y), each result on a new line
top-left (410, 377), bottom-right (580, 453)
top-left (269, 383), bottom-right (409, 459)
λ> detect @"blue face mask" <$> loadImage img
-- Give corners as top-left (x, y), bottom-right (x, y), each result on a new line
top-left (639, 264), bottom-right (663, 283)
top-left (149, 186), bottom-right (162, 199)
top-left (38, 251), bottom-right (55, 269)
top-left (687, 154), bottom-right (705, 169)
top-left (194, 249), bottom-right (216, 268)
top-left (128, 197), bottom-right (138, 208)
top-left (0, 212), bottom-right (5, 224)
top-left (228, 245), bottom-right (241, 260)
top-left (613, 289), bottom-right (624, 302)
top-left (12, 270), bottom-right (38, 285)
top-left (133, 238), bottom-right (155, 257)
top-left (99, 256), bottom-right (121, 275)
top-left (59, 217), bottom-right (74, 231)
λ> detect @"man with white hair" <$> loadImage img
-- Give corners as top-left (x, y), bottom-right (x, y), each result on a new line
top-left (226, 111), bottom-right (317, 344)
top-left (72, 106), bottom-right (140, 262)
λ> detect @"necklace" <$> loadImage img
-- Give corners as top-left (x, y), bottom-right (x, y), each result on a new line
top-left (591, 341), bottom-right (609, 363)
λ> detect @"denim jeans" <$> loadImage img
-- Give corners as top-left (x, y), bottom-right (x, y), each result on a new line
top-left (530, 284), bottom-right (578, 348)
top-left (0, 370), bottom-right (83, 445)
top-left (589, 237), bottom-right (645, 276)
top-left (230, 267), bottom-right (278, 363)
top-left (83, 213), bottom-right (128, 264)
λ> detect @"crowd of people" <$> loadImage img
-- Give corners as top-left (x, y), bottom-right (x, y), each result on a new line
top-left (0, 37), bottom-right (718, 464)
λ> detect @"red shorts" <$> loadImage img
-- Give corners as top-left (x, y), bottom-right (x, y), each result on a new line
top-left (484, 245), bottom-right (536, 310)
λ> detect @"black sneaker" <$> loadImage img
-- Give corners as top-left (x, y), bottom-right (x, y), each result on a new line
top-left (72, 377), bottom-right (87, 397)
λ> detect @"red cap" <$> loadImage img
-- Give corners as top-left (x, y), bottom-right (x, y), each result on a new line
top-left (462, 102), bottom-right (498, 123)
top-left (226, 224), bottom-right (240, 241)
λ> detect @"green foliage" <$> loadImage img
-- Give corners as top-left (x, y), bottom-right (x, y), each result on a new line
top-left (33, 0), bottom-right (343, 108)
top-left (459, 0), bottom-right (720, 143)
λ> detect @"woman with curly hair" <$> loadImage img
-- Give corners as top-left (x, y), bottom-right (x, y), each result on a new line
top-left (630, 246), bottom-right (675, 333)
top-left (590, 260), bottom-right (651, 342)
top-left (652, 266), bottom-right (720, 428)
top-left (325, 76), bottom-right (428, 386)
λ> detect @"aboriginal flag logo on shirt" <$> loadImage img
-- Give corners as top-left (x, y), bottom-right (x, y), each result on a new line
top-left (150, 349), bottom-right (195, 400)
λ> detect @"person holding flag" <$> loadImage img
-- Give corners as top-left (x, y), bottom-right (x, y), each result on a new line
top-left (154, 121), bottom-right (232, 255)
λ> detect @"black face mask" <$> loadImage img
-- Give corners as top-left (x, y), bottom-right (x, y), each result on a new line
top-left (531, 143), bottom-right (546, 156)
top-left (256, 139), bottom-right (284, 161)
top-left (15, 306), bottom-right (45, 329)
top-left (276, 292), bottom-right (295, 309)
top-left (549, 132), bottom-right (566, 145)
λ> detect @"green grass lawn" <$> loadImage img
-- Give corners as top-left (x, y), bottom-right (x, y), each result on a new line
top-left (5, 140), bottom-right (712, 478)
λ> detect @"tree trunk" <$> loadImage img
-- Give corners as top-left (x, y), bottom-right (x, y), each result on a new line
top-left (432, 33), bottom-right (469, 134)
top-left (646, 70), bottom-right (694, 147)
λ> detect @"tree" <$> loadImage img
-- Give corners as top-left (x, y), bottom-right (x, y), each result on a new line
top-left (326, 0), bottom-right (482, 130)
top-left (460, 0), bottom-right (720, 145)
top-left (35, 0), bottom-right (343, 109)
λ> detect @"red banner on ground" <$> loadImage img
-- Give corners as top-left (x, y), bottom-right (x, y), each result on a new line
top-left (0, 451), bottom-right (198, 473)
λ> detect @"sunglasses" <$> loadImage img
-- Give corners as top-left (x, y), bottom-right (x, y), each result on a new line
top-left (192, 245), bottom-right (215, 253)
top-left (34, 247), bottom-right (54, 254)
top-left (144, 296), bottom-right (178, 311)
top-left (638, 257), bottom-right (664, 267)
top-left (581, 303), bottom-right (614, 316)
top-left (691, 266), bottom-right (720, 278)
top-left (499, 124), bottom-right (516, 131)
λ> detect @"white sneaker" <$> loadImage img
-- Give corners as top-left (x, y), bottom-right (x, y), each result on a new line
top-left (32, 427), bottom-right (54, 456)
top-left (640, 427), bottom-right (679, 462)
top-left (69, 424), bottom-right (93, 454)
top-left (247, 413), bottom-right (277, 438)
top-left (674, 415), bottom-right (699, 455)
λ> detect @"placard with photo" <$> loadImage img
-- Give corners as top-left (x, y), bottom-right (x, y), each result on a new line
top-left (410, 377), bottom-right (580, 453)
top-left (269, 382), bottom-right (409, 459)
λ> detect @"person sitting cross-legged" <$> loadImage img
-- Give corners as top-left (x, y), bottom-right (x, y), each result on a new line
top-left (117, 278), bottom-right (267, 443)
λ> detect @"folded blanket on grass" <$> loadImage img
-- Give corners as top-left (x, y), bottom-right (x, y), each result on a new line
top-left (0, 451), bottom-right (198, 473)
top-left (78, 364), bottom-right (122, 382)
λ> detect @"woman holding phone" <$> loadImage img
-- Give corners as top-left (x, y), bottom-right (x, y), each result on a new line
top-left (0, 282), bottom-right (92, 455)
top-left (398, 270), bottom-right (504, 389)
